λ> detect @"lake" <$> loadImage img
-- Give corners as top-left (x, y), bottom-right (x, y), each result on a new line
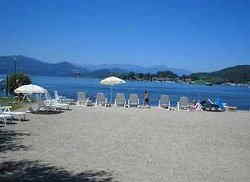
top-left (1, 75), bottom-right (250, 110)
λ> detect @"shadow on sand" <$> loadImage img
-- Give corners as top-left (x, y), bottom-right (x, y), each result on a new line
top-left (0, 160), bottom-right (115, 182)
top-left (0, 129), bottom-right (116, 182)
top-left (0, 129), bottom-right (30, 153)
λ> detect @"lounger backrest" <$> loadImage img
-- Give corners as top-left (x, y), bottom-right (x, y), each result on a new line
top-left (129, 94), bottom-right (139, 105)
top-left (54, 90), bottom-right (60, 100)
top-left (45, 92), bottom-right (52, 100)
top-left (179, 96), bottom-right (189, 106)
top-left (115, 93), bottom-right (126, 106)
top-left (77, 92), bottom-right (86, 102)
top-left (160, 95), bottom-right (170, 105)
top-left (96, 93), bottom-right (106, 105)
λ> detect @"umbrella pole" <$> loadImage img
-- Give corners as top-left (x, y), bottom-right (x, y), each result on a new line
top-left (110, 86), bottom-right (113, 104)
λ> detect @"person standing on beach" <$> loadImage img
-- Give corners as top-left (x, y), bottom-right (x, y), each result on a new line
top-left (144, 90), bottom-right (149, 106)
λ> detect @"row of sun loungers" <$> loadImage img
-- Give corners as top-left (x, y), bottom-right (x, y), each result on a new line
top-left (76, 92), bottom-right (141, 108)
top-left (75, 92), bottom-right (208, 111)
top-left (0, 90), bottom-right (232, 126)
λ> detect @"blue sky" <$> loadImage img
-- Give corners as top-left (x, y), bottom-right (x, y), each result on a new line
top-left (0, 0), bottom-right (249, 72)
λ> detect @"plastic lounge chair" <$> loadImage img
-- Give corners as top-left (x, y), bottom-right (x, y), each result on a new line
top-left (200, 99), bottom-right (220, 111)
top-left (28, 106), bottom-right (63, 114)
top-left (76, 92), bottom-right (87, 106)
top-left (214, 98), bottom-right (226, 111)
top-left (0, 113), bottom-right (12, 126)
top-left (1, 106), bottom-right (26, 121)
top-left (189, 102), bottom-right (203, 111)
top-left (0, 114), bottom-right (7, 126)
top-left (44, 91), bottom-right (70, 110)
top-left (159, 95), bottom-right (171, 110)
top-left (95, 93), bottom-right (108, 106)
top-left (114, 93), bottom-right (126, 107)
top-left (128, 94), bottom-right (140, 107)
top-left (44, 100), bottom-right (70, 110)
top-left (54, 90), bottom-right (74, 104)
top-left (177, 96), bottom-right (192, 111)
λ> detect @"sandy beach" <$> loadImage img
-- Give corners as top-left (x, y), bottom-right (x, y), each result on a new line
top-left (1, 106), bottom-right (250, 181)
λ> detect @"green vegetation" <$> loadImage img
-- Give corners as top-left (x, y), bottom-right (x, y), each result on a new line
top-left (8, 73), bottom-right (32, 94)
top-left (189, 65), bottom-right (250, 84)
top-left (0, 97), bottom-right (23, 110)
top-left (107, 65), bottom-right (250, 85)
top-left (112, 71), bottom-right (178, 81)
top-left (0, 73), bottom-right (32, 110)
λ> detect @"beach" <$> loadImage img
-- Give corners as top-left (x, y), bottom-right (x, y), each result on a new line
top-left (1, 106), bottom-right (250, 181)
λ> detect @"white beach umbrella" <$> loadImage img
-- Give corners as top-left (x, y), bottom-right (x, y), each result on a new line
top-left (100, 76), bottom-right (126, 86)
top-left (14, 84), bottom-right (47, 94)
top-left (100, 76), bottom-right (126, 103)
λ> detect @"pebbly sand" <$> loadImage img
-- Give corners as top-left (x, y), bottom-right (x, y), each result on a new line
top-left (1, 106), bottom-right (250, 181)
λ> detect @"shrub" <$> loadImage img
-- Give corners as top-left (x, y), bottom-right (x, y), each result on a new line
top-left (8, 73), bottom-right (32, 94)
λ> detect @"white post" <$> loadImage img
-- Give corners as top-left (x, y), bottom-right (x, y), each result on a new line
top-left (110, 86), bottom-right (113, 104)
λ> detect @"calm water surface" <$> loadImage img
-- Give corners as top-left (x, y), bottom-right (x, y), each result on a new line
top-left (1, 75), bottom-right (250, 110)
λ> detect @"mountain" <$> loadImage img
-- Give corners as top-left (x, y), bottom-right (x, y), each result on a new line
top-left (0, 55), bottom-right (191, 77)
top-left (1, 56), bottom-right (249, 82)
top-left (0, 55), bottom-right (87, 76)
top-left (83, 64), bottom-right (191, 76)
top-left (190, 65), bottom-right (250, 83)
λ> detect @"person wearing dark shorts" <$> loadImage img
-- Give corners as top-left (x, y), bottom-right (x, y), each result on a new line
top-left (144, 90), bottom-right (149, 106)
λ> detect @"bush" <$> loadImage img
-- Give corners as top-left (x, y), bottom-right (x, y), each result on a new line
top-left (8, 73), bottom-right (32, 94)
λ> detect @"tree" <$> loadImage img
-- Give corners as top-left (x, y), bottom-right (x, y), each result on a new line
top-left (8, 73), bottom-right (32, 94)
top-left (157, 71), bottom-right (178, 78)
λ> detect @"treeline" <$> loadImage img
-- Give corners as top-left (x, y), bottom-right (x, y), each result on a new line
top-left (112, 71), bottom-right (178, 81)
top-left (189, 65), bottom-right (250, 84)
top-left (109, 65), bottom-right (250, 84)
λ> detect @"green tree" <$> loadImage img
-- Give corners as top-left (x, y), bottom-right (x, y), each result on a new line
top-left (8, 73), bottom-right (32, 94)
top-left (157, 71), bottom-right (178, 78)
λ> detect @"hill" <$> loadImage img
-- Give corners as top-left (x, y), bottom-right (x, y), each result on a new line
top-left (0, 55), bottom-right (191, 77)
top-left (0, 55), bottom-right (87, 76)
top-left (83, 64), bottom-right (191, 76)
top-left (1, 55), bottom-right (248, 83)
top-left (190, 65), bottom-right (250, 83)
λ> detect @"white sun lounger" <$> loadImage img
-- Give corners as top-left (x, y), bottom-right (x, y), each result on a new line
top-left (0, 113), bottom-right (12, 126)
top-left (0, 106), bottom-right (26, 121)
top-left (44, 100), bottom-right (70, 110)
top-left (177, 96), bottom-right (192, 111)
top-left (95, 93), bottom-right (108, 106)
top-left (128, 94), bottom-right (140, 107)
top-left (44, 91), bottom-right (70, 110)
top-left (76, 92), bottom-right (87, 106)
top-left (159, 95), bottom-right (171, 110)
top-left (115, 93), bottom-right (126, 107)
top-left (54, 90), bottom-right (74, 104)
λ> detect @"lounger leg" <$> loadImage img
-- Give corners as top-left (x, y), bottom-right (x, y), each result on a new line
top-left (22, 114), bottom-right (26, 121)
top-left (4, 118), bottom-right (7, 126)
top-left (177, 102), bottom-right (180, 111)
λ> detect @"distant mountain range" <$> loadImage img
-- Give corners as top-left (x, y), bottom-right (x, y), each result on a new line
top-left (0, 55), bottom-right (191, 77)
top-left (1, 55), bottom-right (249, 83)
top-left (0, 55), bottom-right (87, 76)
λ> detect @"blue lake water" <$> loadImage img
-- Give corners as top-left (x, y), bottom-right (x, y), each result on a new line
top-left (1, 75), bottom-right (250, 110)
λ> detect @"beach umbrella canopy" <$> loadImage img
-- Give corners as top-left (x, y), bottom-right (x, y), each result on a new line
top-left (14, 84), bottom-right (47, 94)
top-left (100, 76), bottom-right (126, 86)
top-left (100, 76), bottom-right (126, 103)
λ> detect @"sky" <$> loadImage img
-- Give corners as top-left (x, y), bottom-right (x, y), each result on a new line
top-left (0, 0), bottom-right (249, 72)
